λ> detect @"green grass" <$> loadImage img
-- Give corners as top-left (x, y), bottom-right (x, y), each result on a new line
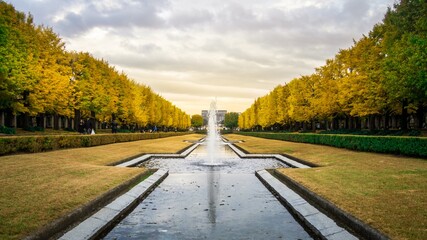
top-left (226, 134), bottom-right (427, 240)
top-left (0, 134), bottom-right (203, 240)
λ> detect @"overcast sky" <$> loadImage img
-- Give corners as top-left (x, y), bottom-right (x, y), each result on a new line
top-left (8, 0), bottom-right (395, 115)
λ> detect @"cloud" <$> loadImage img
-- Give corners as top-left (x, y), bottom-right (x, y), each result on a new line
top-left (8, 0), bottom-right (395, 114)
top-left (22, 0), bottom-right (170, 37)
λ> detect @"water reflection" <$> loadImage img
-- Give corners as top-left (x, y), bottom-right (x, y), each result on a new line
top-left (103, 143), bottom-right (313, 239)
top-left (207, 167), bottom-right (220, 223)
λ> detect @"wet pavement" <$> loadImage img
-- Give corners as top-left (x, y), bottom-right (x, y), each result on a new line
top-left (103, 143), bottom-right (313, 239)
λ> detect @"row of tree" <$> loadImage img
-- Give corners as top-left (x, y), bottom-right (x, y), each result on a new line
top-left (239, 0), bottom-right (427, 131)
top-left (190, 112), bottom-right (239, 130)
top-left (0, 1), bottom-right (190, 130)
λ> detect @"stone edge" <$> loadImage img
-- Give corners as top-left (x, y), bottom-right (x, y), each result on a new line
top-left (24, 136), bottom-right (202, 239)
top-left (226, 142), bottom-right (311, 169)
top-left (228, 137), bottom-right (388, 239)
top-left (222, 136), bottom-right (318, 167)
top-left (278, 153), bottom-right (320, 168)
top-left (58, 169), bottom-right (168, 240)
top-left (108, 137), bottom-right (205, 166)
top-left (24, 170), bottom-right (152, 240)
top-left (271, 169), bottom-right (390, 240)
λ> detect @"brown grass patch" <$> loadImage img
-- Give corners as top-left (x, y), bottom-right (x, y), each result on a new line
top-left (43, 134), bottom-right (204, 165)
top-left (0, 134), bottom-right (203, 240)
top-left (226, 134), bottom-right (427, 240)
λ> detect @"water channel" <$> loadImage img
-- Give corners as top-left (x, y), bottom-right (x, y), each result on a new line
top-left (103, 142), bottom-right (313, 239)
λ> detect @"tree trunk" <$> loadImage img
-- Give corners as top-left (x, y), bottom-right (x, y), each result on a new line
top-left (355, 117), bottom-right (361, 130)
top-left (4, 109), bottom-right (12, 127)
top-left (391, 115), bottom-right (397, 129)
top-left (293, 122), bottom-right (299, 131)
top-left (384, 112), bottom-right (390, 130)
top-left (349, 116), bottom-right (355, 130)
top-left (368, 115), bottom-right (375, 131)
top-left (12, 114), bottom-right (17, 128)
top-left (91, 111), bottom-right (96, 131)
top-left (332, 117), bottom-right (339, 130)
top-left (344, 116), bottom-right (349, 129)
top-left (375, 115), bottom-right (381, 130)
top-left (0, 111), bottom-right (4, 126)
top-left (302, 122), bottom-right (307, 131)
top-left (415, 103), bottom-right (425, 129)
top-left (401, 99), bottom-right (408, 130)
top-left (69, 117), bottom-right (74, 129)
top-left (53, 114), bottom-right (59, 130)
top-left (22, 113), bottom-right (31, 129)
top-left (48, 115), bottom-right (54, 128)
top-left (74, 109), bottom-right (81, 131)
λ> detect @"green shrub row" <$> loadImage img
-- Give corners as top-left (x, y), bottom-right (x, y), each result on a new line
top-left (318, 129), bottom-right (421, 136)
top-left (0, 132), bottom-right (189, 156)
top-left (0, 125), bottom-right (16, 134)
top-left (237, 132), bottom-right (427, 158)
top-left (23, 126), bottom-right (45, 132)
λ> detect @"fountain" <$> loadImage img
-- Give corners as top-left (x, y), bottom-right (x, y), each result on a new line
top-left (101, 102), bottom-right (312, 240)
top-left (205, 100), bottom-right (222, 166)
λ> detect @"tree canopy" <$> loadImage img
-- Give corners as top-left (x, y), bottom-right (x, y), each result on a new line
top-left (191, 114), bottom-right (203, 128)
top-left (0, 1), bottom-right (190, 130)
top-left (239, 0), bottom-right (427, 131)
top-left (224, 112), bottom-right (239, 129)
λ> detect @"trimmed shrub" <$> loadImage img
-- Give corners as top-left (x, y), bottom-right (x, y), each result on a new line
top-left (23, 126), bottom-right (45, 132)
top-left (0, 125), bottom-right (16, 134)
top-left (0, 132), bottom-right (190, 156)
top-left (319, 129), bottom-right (421, 136)
top-left (237, 132), bottom-right (427, 158)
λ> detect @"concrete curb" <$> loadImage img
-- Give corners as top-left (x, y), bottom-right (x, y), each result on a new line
top-left (226, 142), bottom-right (311, 168)
top-left (109, 137), bottom-right (206, 166)
top-left (116, 141), bottom-right (203, 167)
top-left (58, 169), bottom-right (169, 240)
top-left (230, 139), bottom-right (388, 239)
top-left (271, 170), bottom-right (390, 240)
top-left (223, 137), bottom-right (314, 168)
top-left (27, 137), bottom-right (202, 239)
top-left (256, 170), bottom-right (358, 240)
top-left (24, 171), bottom-right (151, 240)
top-left (176, 138), bottom-right (204, 154)
top-left (279, 153), bottom-right (320, 168)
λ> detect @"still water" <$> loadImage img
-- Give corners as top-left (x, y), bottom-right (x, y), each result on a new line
top-left (103, 143), bottom-right (312, 240)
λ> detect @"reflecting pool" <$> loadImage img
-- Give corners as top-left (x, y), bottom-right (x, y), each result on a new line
top-left (103, 143), bottom-right (312, 240)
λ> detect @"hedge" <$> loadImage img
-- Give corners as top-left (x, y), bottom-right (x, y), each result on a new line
top-left (236, 132), bottom-right (427, 158)
top-left (0, 125), bottom-right (16, 134)
top-left (0, 132), bottom-right (190, 156)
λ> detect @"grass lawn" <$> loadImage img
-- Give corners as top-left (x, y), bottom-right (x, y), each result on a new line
top-left (226, 134), bottom-right (427, 240)
top-left (0, 134), bottom-right (203, 240)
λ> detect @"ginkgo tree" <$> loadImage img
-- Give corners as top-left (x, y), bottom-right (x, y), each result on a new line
top-left (239, 0), bottom-right (426, 132)
top-left (0, 1), bottom-right (190, 131)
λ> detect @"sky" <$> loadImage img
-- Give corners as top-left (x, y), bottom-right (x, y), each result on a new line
top-left (8, 0), bottom-right (395, 115)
